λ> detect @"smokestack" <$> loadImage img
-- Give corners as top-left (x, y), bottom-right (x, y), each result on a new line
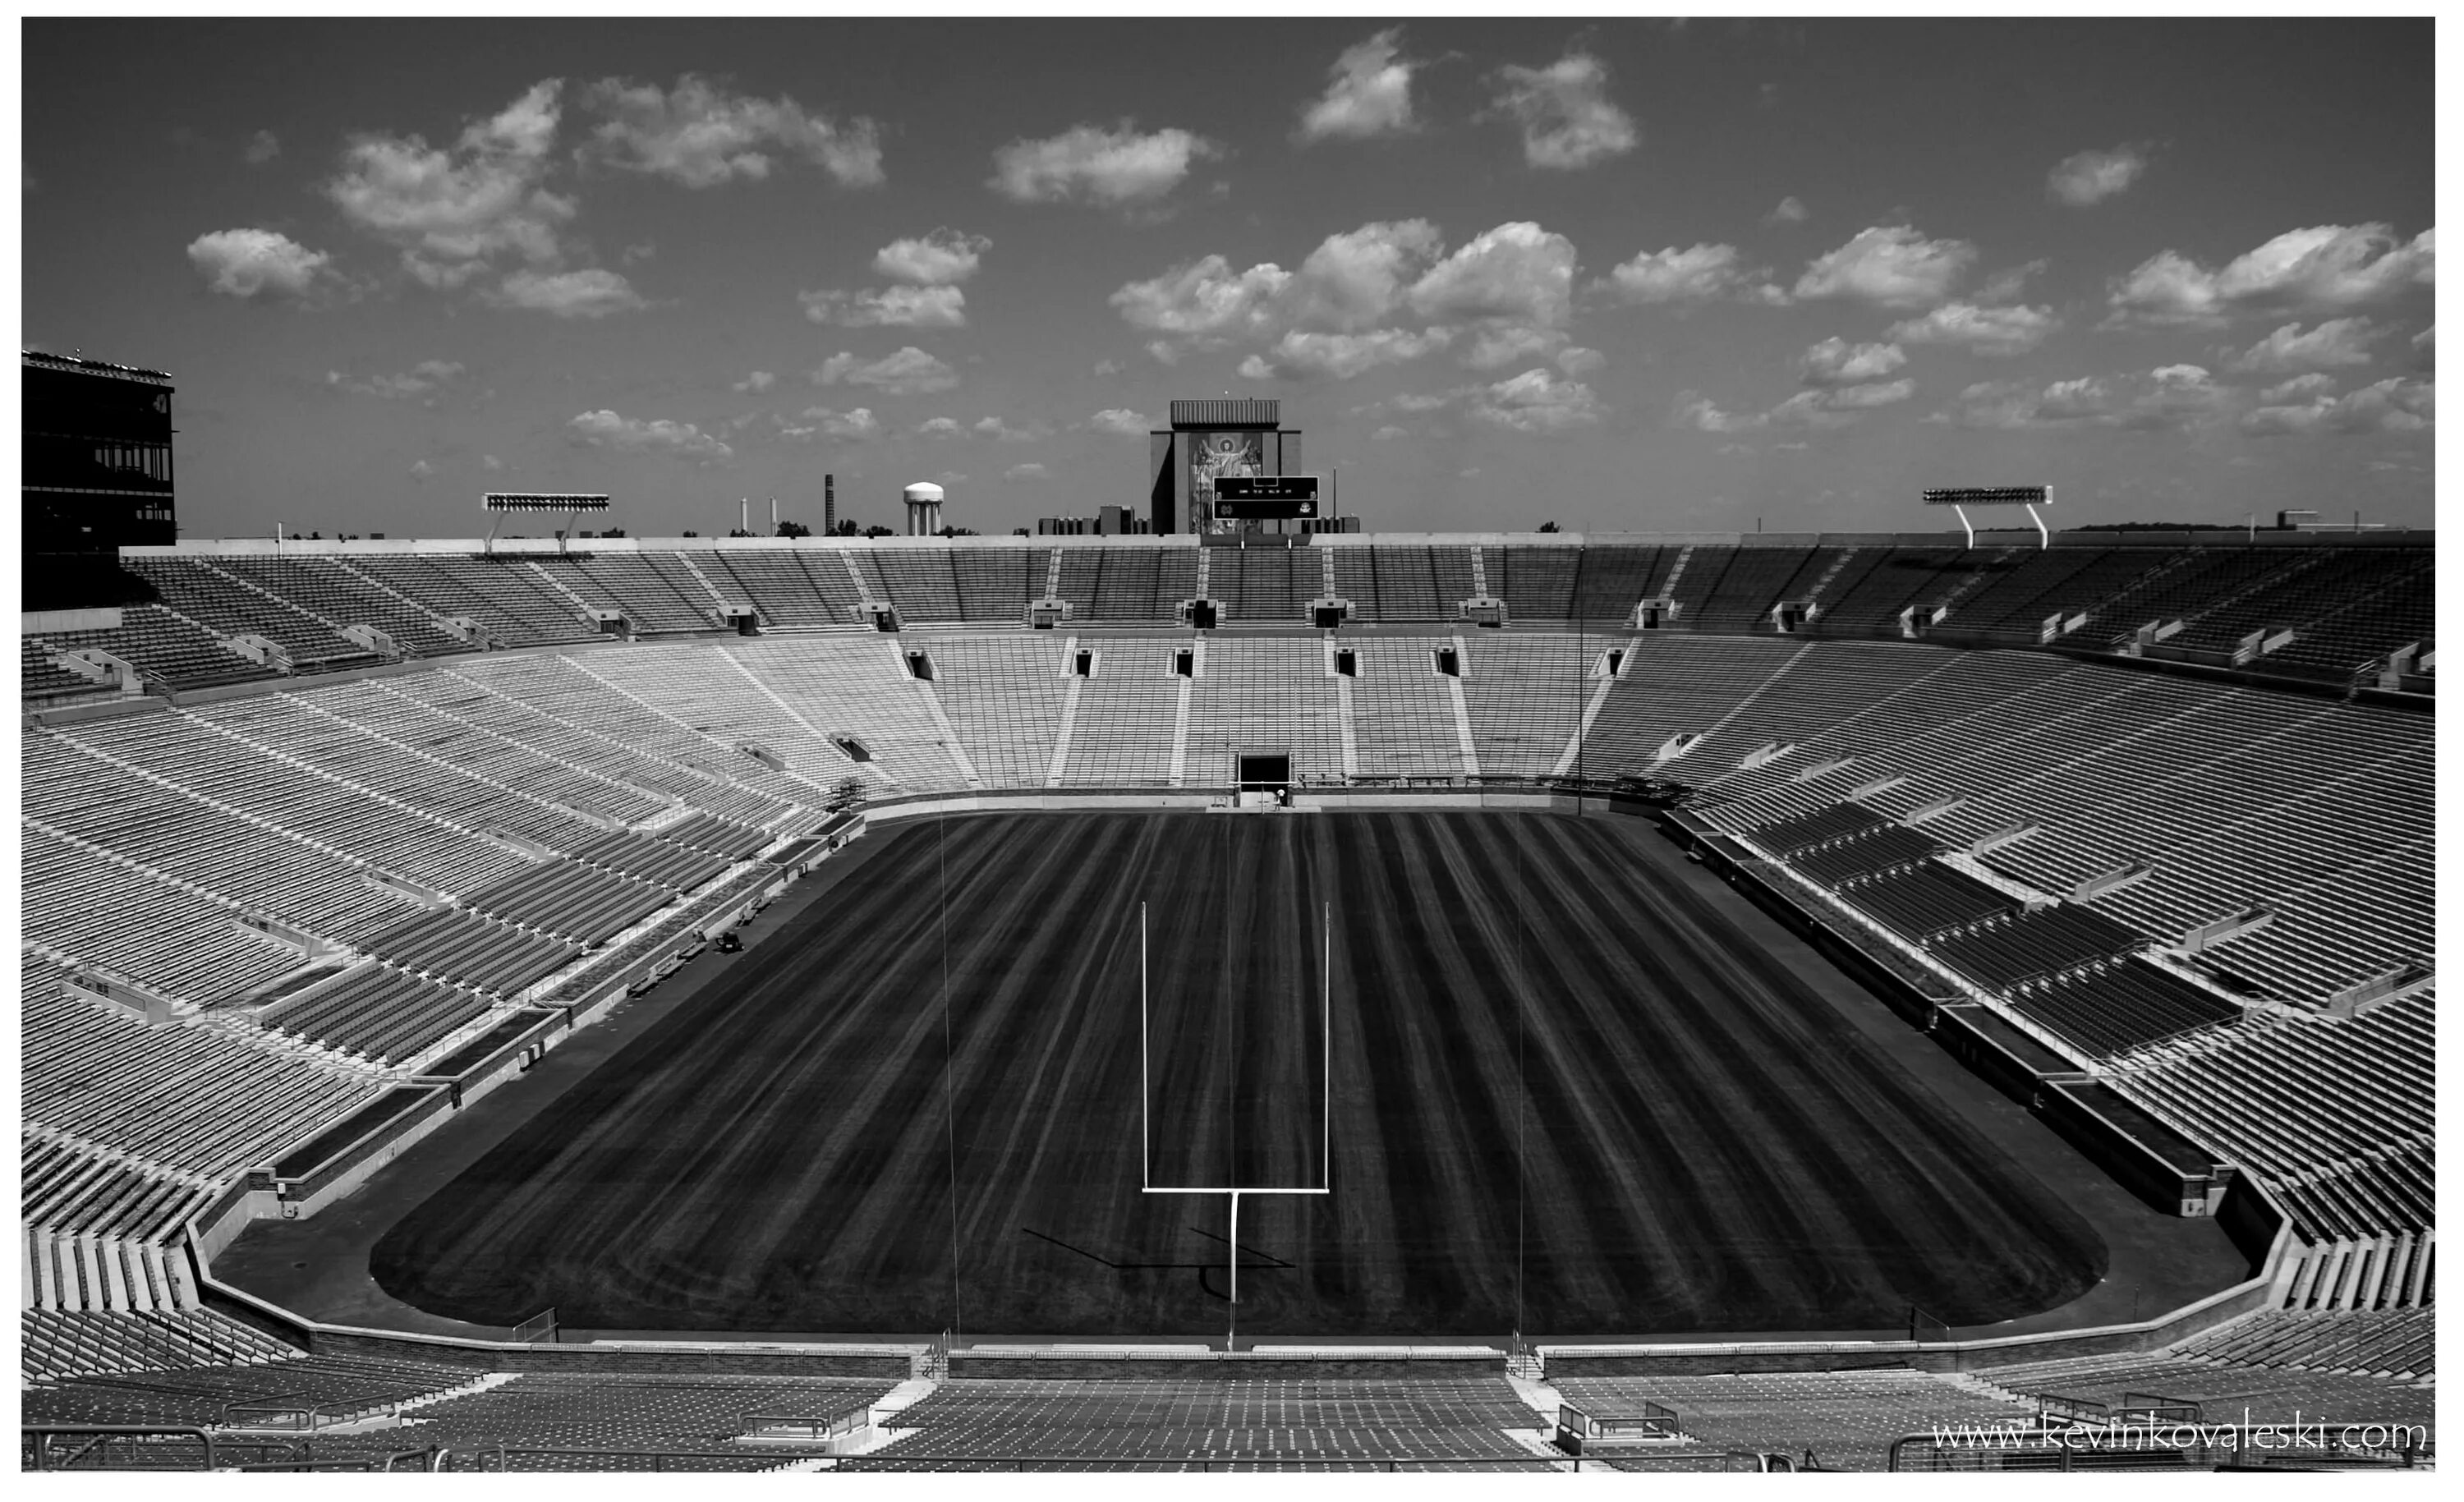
top-left (740, 498), bottom-right (749, 535)
top-left (825, 474), bottom-right (836, 535)
top-left (770, 496), bottom-right (779, 534)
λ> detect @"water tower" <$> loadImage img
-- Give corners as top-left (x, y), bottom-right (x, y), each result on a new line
top-left (903, 481), bottom-right (945, 536)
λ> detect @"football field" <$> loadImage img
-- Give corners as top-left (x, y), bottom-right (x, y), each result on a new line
top-left (372, 811), bottom-right (2103, 1336)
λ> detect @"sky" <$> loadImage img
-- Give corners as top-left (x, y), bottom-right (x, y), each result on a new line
top-left (17, 16), bottom-right (2437, 540)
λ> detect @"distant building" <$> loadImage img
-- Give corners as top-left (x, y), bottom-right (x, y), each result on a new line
top-left (1038, 505), bottom-right (1149, 536)
top-left (1147, 398), bottom-right (1303, 535)
top-left (23, 350), bottom-right (177, 552)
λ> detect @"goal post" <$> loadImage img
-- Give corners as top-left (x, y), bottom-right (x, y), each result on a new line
top-left (1138, 900), bottom-right (1334, 1344)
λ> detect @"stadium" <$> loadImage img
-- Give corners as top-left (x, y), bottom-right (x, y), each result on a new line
top-left (18, 16), bottom-right (2437, 1477)
top-left (21, 493), bottom-right (2436, 1471)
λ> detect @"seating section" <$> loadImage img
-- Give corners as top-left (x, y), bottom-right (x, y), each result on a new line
top-left (868, 1377), bottom-right (1546, 1468)
top-left (257, 962), bottom-right (496, 1064)
top-left (211, 556), bottom-right (471, 656)
top-left (120, 557), bottom-right (376, 669)
top-left (24, 1352), bottom-right (478, 1428)
top-left (1185, 637), bottom-right (1344, 787)
top-left (347, 554), bottom-right (598, 645)
top-left (22, 1308), bottom-right (299, 1385)
top-left (24, 639), bottom-right (106, 701)
top-left (2109, 992), bottom-right (2431, 1244)
top-left (1837, 864), bottom-right (2016, 942)
top-left (1929, 903), bottom-right (2148, 991)
top-left (1975, 1348), bottom-right (2435, 1430)
top-left (2013, 960), bottom-right (2242, 1059)
top-left (1055, 636), bottom-right (1182, 785)
top-left (2168, 1310), bottom-right (2434, 1380)
top-left (27, 604), bottom-right (284, 689)
top-left (26, 971), bottom-right (377, 1176)
top-left (1550, 1371), bottom-right (2034, 1472)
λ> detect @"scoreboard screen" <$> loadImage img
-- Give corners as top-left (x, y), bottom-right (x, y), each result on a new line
top-left (1213, 475), bottom-right (1321, 519)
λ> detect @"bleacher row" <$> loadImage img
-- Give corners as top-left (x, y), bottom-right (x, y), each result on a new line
top-left (21, 538), bottom-right (2430, 708)
top-left (16, 1307), bottom-right (2432, 1471)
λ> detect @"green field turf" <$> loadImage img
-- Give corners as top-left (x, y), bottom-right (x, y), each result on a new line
top-left (372, 811), bottom-right (2103, 1336)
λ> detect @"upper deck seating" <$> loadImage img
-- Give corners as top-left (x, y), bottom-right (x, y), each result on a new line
top-left (211, 555), bottom-right (469, 656)
top-left (119, 557), bottom-right (375, 669)
top-left (28, 604), bottom-right (283, 689)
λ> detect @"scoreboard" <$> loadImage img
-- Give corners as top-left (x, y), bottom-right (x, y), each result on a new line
top-left (1213, 475), bottom-right (1321, 520)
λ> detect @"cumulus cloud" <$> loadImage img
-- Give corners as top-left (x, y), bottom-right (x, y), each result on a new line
top-left (1598, 242), bottom-right (1786, 306)
top-left (567, 408), bottom-right (733, 461)
top-left (2413, 325), bottom-right (2434, 367)
top-left (1794, 225), bottom-right (1977, 310)
top-left (1371, 425), bottom-right (1409, 441)
top-left (1003, 462), bottom-right (1049, 480)
top-left (1488, 53), bottom-right (1639, 170)
top-left (1298, 28), bottom-right (1420, 142)
top-left (1408, 220), bottom-right (1578, 362)
top-left (872, 228), bottom-right (991, 285)
top-left (1555, 346), bottom-right (1605, 376)
top-left (1674, 395), bottom-right (1765, 433)
top-left (1110, 255), bottom-right (1291, 343)
top-left (2240, 376), bottom-right (2434, 437)
top-left (243, 130), bottom-right (281, 166)
top-left (581, 73), bottom-right (881, 188)
top-left (1240, 328), bottom-right (1453, 382)
top-left (1464, 367), bottom-right (1602, 434)
top-left (329, 359), bottom-right (465, 400)
top-left (988, 122), bottom-right (1220, 204)
top-left (815, 347), bottom-right (958, 396)
top-left (407, 458), bottom-right (436, 481)
top-left (732, 370), bottom-right (776, 393)
top-left (916, 416), bottom-right (964, 439)
top-left (2105, 224), bottom-right (2435, 328)
top-left (2259, 373), bottom-right (2338, 404)
top-left (1763, 196), bottom-right (1809, 226)
top-left (2226, 317), bottom-right (2383, 375)
top-left (1886, 301), bottom-right (2059, 356)
top-left (775, 407), bottom-right (878, 440)
top-left (1281, 219), bottom-right (1446, 331)
top-left (1679, 377), bottom-right (1915, 434)
top-left (2047, 143), bottom-right (2152, 207)
top-left (973, 416), bottom-right (1046, 442)
top-left (481, 454), bottom-right (506, 472)
top-left (1928, 365), bottom-right (2228, 431)
top-left (798, 284), bottom-right (968, 328)
top-left (186, 227), bottom-right (335, 300)
top-left (327, 79), bottom-right (574, 287)
top-left (1115, 218), bottom-right (1574, 374)
top-left (490, 267), bottom-right (646, 318)
top-left (1087, 408), bottom-right (1154, 435)
top-left (1799, 338), bottom-right (1907, 387)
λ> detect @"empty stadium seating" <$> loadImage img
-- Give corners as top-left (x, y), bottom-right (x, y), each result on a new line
top-left (16, 531), bottom-right (2435, 1471)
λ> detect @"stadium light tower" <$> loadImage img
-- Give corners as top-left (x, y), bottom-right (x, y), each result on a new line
top-left (1924, 485), bottom-right (2053, 549)
top-left (485, 492), bottom-right (611, 554)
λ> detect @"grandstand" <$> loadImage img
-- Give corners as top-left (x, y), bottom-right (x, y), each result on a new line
top-left (19, 529), bottom-right (2433, 1472)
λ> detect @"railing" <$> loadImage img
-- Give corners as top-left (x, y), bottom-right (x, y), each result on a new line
top-left (741, 1407), bottom-right (870, 1443)
top-left (23, 1425), bottom-right (290, 1472)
